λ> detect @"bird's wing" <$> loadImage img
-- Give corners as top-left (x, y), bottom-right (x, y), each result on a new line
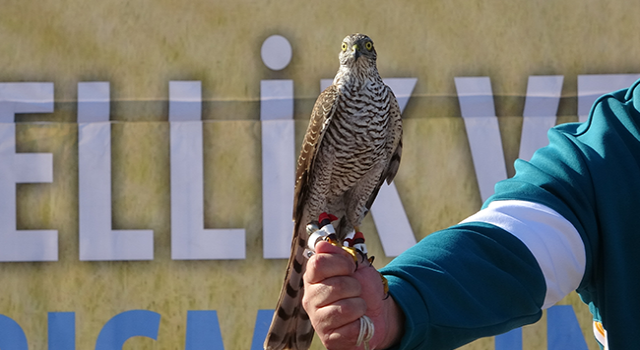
top-left (293, 84), bottom-right (340, 221)
top-left (365, 86), bottom-right (403, 211)
top-left (264, 85), bottom-right (340, 350)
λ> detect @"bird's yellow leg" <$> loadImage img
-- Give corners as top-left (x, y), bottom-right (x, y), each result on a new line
top-left (341, 245), bottom-right (359, 263)
top-left (323, 235), bottom-right (359, 263)
top-left (380, 272), bottom-right (390, 297)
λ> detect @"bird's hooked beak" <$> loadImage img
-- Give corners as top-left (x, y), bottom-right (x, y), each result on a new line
top-left (351, 44), bottom-right (361, 61)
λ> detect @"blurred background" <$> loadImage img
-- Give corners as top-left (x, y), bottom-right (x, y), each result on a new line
top-left (2, 0), bottom-right (639, 348)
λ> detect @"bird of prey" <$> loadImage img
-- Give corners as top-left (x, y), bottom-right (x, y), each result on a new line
top-left (264, 33), bottom-right (403, 350)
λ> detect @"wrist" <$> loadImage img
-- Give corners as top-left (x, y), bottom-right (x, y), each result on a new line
top-left (378, 294), bottom-right (405, 349)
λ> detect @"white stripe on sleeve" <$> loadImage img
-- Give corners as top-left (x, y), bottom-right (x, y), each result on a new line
top-left (460, 200), bottom-right (586, 309)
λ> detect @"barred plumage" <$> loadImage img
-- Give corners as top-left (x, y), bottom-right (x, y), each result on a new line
top-left (264, 33), bottom-right (402, 350)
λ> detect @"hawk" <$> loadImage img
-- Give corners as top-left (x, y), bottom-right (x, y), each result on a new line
top-left (264, 33), bottom-right (403, 350)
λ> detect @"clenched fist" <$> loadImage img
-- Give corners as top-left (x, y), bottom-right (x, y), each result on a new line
top-left (302, 241), bottom-right (405, 349)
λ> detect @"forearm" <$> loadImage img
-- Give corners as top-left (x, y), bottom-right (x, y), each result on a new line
top-left (303, 218), bottom-right (550, 350)
top-left (380, 222), bottom-right (547, 349)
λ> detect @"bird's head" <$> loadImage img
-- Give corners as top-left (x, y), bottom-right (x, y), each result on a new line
top-left (338, 33), bottom-right (377, 72)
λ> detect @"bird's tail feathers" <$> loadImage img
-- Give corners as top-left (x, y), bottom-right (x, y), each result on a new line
top-left (264, 220), bottom-right (315, 350)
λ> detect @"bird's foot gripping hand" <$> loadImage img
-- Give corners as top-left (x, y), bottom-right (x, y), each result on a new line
top-left (304, 212), bottom-right (389, 297)
top-left (305, 212), bottom-right (367, 265)
top-left (303, 218), bottom-right (398, 350)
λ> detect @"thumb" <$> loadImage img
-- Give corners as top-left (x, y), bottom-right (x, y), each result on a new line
top-left (314, 240), bottom-right (350, 256)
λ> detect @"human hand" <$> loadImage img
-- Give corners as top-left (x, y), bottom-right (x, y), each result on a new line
top-left (302, 241), bottom-right (404, 349)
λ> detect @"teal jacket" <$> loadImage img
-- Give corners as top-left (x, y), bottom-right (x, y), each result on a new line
top-left (380, 79), bottom-right (640, 349)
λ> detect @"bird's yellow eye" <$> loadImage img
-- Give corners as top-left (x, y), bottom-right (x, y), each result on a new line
top-left (365, 41), bottom-right (373, 51)
top-left (341, 42), bottom-right (348, 51)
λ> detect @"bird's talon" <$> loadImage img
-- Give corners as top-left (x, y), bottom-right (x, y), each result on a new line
top-left (341, 245), bottom-right (359, 262)
top-left (339, 245), bottom-right (360, 271)
top-left (367, 254), bottom-right (375, 266)
top-left (379, 272), bottom-right (390, 299)
top-left (356, 249), bottom-right (368, 265)
top-left (324, 233), bottom-right (339, 245)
